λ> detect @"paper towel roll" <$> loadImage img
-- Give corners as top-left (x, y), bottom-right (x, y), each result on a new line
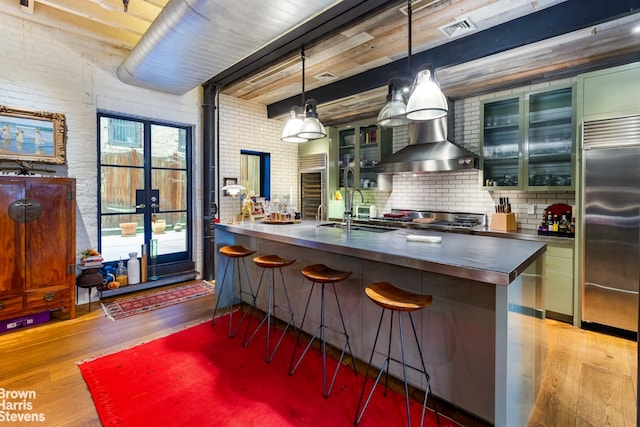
top-left (406, 234), bottom-right (442, 243)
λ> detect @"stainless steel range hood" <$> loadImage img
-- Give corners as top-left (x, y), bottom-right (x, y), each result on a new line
top-left (374, 117), bottom-right (479, 174)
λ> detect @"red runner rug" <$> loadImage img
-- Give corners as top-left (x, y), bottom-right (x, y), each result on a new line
top-left (101, 281), bottom-right (215, 320)
top-left (79, 314), bottom-right (460, 426)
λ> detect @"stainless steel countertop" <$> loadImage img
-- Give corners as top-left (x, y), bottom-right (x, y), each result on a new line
top-left (341, 217), bottom-right (576, 246)
top-left (216, 220), bottom-right (547, 286)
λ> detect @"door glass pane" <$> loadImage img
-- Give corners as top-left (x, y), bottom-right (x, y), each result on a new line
top-left (100, 165), bottom-right (145, 261)
top-left (101, 214), bottom-right (145, 261)
top-left (150, 125), bottom-right (186, 160)
top-left (152, 169), bottom-right (187, 211)
top-left (99, 117), bottom-right (144, 166)
top-left (151, 169), bottom-right (187, 255)
top-left (151, 212), bottom-right (189, 256)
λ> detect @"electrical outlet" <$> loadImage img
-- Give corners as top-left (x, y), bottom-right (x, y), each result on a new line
top-left (527, 204), bottom-right (535, 215)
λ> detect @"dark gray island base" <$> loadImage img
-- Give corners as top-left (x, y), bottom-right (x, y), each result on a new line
top-left (215, 220), bottom-right (547, 426)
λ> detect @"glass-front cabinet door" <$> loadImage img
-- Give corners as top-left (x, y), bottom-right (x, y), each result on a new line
top-left (357, 125), bottom-right (380, 187)
top-left (525, 87), bottom-right (573, 189)
top-left (480, 85), bottom-right (574, 191)
top-left (481, 97), bottom-right (522, 189)
top-left (337, 122), bottom-right (391, 190)
top-left (338, 128), bottom-right (356, 188)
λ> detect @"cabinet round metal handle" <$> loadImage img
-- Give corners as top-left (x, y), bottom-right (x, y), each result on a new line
top-left (44, 293), bottom-right (55, 302)
top-left (0, 301), bottom-right (4, 310)
top-left (8, 198), bottom-right (42, 223)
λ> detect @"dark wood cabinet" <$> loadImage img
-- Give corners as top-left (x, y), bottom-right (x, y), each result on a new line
top-left (0, 176), bottom-right (76, 321)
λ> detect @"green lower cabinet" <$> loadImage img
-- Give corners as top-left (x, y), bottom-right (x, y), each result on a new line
top-left (544, 243), bottom-right (574, 323)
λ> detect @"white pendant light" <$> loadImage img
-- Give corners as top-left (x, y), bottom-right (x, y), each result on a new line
top-left (405, 64), bottom-right (448, 121)
top-left (281, 106), bottom-right (307, 143)
top-left (281, 47), bottom-right (326, 142)
top-left (377, 80), bottom-right (410, 127)
top-left (378, 0), bottom-right (448, 124)
top-left (298, 99), bottom-right (326, 139)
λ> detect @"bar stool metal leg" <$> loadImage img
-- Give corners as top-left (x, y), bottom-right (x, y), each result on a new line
top-left (243, 255), bottom-right (296, 363)
top-left (354, 282), bottom-right (440, 426)
top-left (288, 280), bottom-right (357, 397)
top-left (212, 246), bottom-right (257, 338)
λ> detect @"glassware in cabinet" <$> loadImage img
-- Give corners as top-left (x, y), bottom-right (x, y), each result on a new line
top-left (358, 125), bottom-right (379, 187)
top-left (338, 128), bottom-right (356, 188)
top-left (336, 123), bottom-right (390, 190)
top-left (525, 87), bottom-right (573, 188)
top-left (481, 97), bottom-right (522, 188)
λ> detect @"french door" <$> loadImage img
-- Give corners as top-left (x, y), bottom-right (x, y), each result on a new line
top-left (97, 113), bottom-right (192, 274)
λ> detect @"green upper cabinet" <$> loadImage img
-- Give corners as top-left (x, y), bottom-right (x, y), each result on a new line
top-left (481, 96), bottom-right (523, 189)
top-left (337, 121), bottom-right (391, 189)
top-left (480, 85), bottom-right (575, 191)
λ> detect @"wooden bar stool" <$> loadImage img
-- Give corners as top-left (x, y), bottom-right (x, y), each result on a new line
top-left (243, 254), bottom-right (297, 363)
top-left (288, 264), bottom-right (357, 397)
top-left (211, 245), bottom-right (257, 338)
top-left (354, 282), bottom-right (440, 426)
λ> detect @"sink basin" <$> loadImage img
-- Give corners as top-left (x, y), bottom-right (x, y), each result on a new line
top-left (319, 223), bottom-right (394, 233)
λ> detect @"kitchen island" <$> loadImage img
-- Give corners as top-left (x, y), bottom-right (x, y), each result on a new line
top-left (215, 220), bottom-right (547, 426)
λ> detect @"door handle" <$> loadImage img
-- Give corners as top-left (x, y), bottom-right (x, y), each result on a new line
top-left (133, 204), bottom-right (146, 209)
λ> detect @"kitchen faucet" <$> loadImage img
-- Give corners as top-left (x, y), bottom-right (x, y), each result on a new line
top-left (315, 203), bottom-right (324, 228)
top-left (343, 166), bottom-right (364, 235)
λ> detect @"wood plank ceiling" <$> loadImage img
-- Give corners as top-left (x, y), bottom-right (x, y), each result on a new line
top-left (3, 0), bottom-right (640, 127)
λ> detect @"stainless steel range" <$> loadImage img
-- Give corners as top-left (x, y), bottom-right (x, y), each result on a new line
top-left (366, 209), bottom-right (486, 233)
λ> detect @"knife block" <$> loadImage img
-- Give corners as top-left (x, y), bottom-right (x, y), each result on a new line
top-left (491, 213), bottom-right (517, 231)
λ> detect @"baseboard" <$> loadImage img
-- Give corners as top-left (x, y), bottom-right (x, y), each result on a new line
top-left (545, 310), bottom-right (573, 324)
top-left (581, 321), bottom-right (638, 342)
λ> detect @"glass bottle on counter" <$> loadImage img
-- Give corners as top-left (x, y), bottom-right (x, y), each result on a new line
top-left (127, 252), bottom-right (140, 285)
top-left (570, 217), bottom-right (576, 234)
top-left (559, 214), bottom-right (568, 233)
top-left (115, 260), bottom-right (128, 286)
top-left (539, 209), bottom-right (549, 231)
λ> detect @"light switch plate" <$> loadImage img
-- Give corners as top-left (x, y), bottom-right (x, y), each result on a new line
top-left (527, 204), bottom-right (535, 215)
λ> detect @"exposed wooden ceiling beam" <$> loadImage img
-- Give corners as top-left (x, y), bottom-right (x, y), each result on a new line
top-left (267, 0), bottom-right (640, 119)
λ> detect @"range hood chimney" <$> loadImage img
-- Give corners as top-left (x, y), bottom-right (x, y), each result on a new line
top-left (374, 116), bottom-right (479, 174)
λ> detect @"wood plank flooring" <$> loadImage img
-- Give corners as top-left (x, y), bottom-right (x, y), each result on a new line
top-left (0, 284), bottom-right (636, 426)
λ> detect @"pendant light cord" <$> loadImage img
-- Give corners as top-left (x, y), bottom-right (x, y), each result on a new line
top-left (301, 46), bottom-right (306, 107)
top-left (407, 0), bottom-right (412, 75)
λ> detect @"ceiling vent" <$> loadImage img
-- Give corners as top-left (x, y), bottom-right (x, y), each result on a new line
top-left (439, 17), bottom-right (477, 39)
top-left (314, 71), bottom-right (338, 82)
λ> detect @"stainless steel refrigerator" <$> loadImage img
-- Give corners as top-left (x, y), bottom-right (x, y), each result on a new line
top-left (582, 116), bottom-right (640, 335)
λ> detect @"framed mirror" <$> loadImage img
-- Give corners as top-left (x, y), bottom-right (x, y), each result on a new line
top-left (0, 105), bottom-right (67, 164)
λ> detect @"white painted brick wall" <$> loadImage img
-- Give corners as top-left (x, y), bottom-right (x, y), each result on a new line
top-left (217, 94), bottom-right (298, 221)
top-left (1, 13), bottom-right (201, 304)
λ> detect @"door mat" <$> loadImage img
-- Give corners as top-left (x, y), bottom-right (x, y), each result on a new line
top-left (101, 281), bottom-right (215, 320)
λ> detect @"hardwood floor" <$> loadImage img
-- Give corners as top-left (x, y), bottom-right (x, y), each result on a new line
top-left (0, 285), bottom-right (636, 426)
top-left (528, 320), bottom-right (637, 427)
